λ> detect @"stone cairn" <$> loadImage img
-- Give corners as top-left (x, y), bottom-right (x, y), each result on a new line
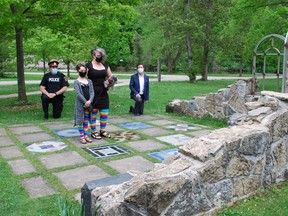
top-left (86, 78), bottom-right (288, 216)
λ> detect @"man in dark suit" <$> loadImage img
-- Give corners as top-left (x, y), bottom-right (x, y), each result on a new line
top-left (129, 64), bottom-right (149, 116)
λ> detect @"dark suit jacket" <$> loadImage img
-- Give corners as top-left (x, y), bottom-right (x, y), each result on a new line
top-left (129, 73), bottom-right (149, 101)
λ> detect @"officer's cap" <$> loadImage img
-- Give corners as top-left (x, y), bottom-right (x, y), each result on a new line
top-left (48, 59), bottom-right (59, 67)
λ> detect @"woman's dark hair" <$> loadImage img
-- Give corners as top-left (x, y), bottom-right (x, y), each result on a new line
top-left (76, 63), bottom-right (87, 71)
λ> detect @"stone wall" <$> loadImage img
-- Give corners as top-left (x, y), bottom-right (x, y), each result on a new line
top-left (87, 80), bottom-right (288, 216)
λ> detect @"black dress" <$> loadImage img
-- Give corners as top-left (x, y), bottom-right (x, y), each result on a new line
top-left (86, 62), bottom-right (109, 109)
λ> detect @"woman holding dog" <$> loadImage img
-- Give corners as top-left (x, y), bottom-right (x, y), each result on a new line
top-left (86, 47), bottom-right (113, 139)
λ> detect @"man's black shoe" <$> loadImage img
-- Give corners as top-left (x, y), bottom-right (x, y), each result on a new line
top-left (134, 113), bottom-right (140, 116)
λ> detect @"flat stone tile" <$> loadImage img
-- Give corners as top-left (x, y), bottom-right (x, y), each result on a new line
top-left (0, 136), bottom-right (15, 147)
top-left (105, 124), bottom-right (124, 132)
top-left (148, 148), bottom-right (179, 161)
top-left (54, 165), bottom-right (110, 190)
top-left (39, 151), bottom-right (88, 169)
top-left (10, 126), bottom-right (43, 135)
top-left (105, 156), bottom-right (154, 173)
top-left (8, 159), bottom-right (36, 175)
top-left (187, 129), bottom-right (212, 138)
top-left (0, 146), bottom-right (24, 159)
top-left (130, 115), bottom-right (159, 121)
top-left (125, 140), bottom-right (167, 152)
top-left (22, 176), bottom-right (57, 198)
top-left (68, 137), bottom-right (109, 147)
top-left (147, 119), bottom-right (177, 126)
top-left (43, 122), bottom-right (74, 130)
top-left (139, 127), bottom-right (171, 136)
top-left (0, 128), bottom-right (7, 136)
top-left (108, 117), bottom-right (133, 124)
top-left (16, 132), bottom-right (55, 144)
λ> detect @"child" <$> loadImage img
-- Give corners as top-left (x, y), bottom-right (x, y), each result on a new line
top-left (74, 63), bottom-right (95, 144)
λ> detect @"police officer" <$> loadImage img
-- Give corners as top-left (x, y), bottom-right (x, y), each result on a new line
top-left (40, 60), bottom-right (69, 119)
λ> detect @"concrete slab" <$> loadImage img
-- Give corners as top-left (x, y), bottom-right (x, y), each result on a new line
top-left (68, 137), bottom-right (109, 147)
top-left (39, 151), bottom-right (88, 169)
top-left (108, 117), bottom-right (133, 124)
top-left (139, 127), bottom-right (171, 136)
top-left (146, 119), bottom-right (177, 126)
top-left (125, 139), bottom-right (167, 152)
top-left (187, 129), bottom-right (212, 138)
top-left (105, 156), bottom-right (154, 173)
top-left (8, 159), bottom-right (36, 175)
top-left (0, 128), bottom-right (7, 136)
top-left (104, 124), bottom-right (124, 132)
top-left (9, 125), bottom-right (43, 135)
top-left (0, 146), bottom-right (24, 159)
top-left (16, 132), bottom-right (55, 144)
top-left (130, 115), bottom-right (159, 121)
top-left (0, 136), bottom-right (15, 147)
top-left (42, 122), bottom-right (74, 130)
top-left (22, 176), bottom-right (57, 198)
top-left (54, 165), bottom-right (110, 190)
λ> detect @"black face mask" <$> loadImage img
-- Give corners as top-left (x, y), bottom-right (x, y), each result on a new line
top-left (79, 72), bottom-right (86, 77)
top-left (95, 57), bottom-right (102, 62)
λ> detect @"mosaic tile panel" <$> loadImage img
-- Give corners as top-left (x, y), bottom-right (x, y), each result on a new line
top-left (165, 124), bottom-right (200, 131)
top-left (156, 134), bottom-right (192, 146)
top-left (84, 145), bottom-right (131, 159)
top-left (110, 131), bottom-right (140, 142)
top-left (26, 140), bottom-right (68, 154)
top-left (148, 148), bottom-right (179, 161)
top-left (118, 122), bottom-right (153, 130)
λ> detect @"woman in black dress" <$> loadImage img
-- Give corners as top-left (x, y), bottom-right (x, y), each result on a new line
top-left (86, 47), bottom-right (112, 139)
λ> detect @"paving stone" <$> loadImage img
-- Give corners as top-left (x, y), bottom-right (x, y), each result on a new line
top-left (42, 122), bottom-right (74, 130)
top-left (105, 124), bottom-right (124, 132)
top-left (54, 165), bottom-right (110, 190)
top-left (187, 129), bottom-right (212, 138)
top-left (22, 176), bottom-right (57, 198)
top-left (0, 128), bottom-right (7, 136)
top-left (130, 115), bottom-right (159, 121)
top-left (67, 137), bottom-right (109, 147)
top-left (16, 132), bottom-right (55, 144)
top-left (39, 151), bottom-right (88, 169)
top-left (105, 156), bottom-right (154, 173)
top-left (0, 136), bottom-right (15, 147)
top-left (125, 139), bottom-right (167, 152)
top-left (108, 117), bottom-right (133, 124)
top-left (138, 127), bottom-right (171, 136)
top-left (0, 146), bottom-right (24, 159)
top-left (147, 119), bottom-right (177, 126)
top-left (10, 125), bottom-right (43, 135)
top-left (8, 159), bottom-right (36, 175)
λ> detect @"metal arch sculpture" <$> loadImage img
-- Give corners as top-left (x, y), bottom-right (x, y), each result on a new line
top-left (252, 32), bottom-right (288, 93)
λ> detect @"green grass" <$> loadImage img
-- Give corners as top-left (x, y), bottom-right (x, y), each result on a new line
top-left (0, 78), bottom-right (286, 215)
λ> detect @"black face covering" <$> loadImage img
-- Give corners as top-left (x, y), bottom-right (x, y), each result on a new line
top-left (79, 72), bottom-right (86, 77)
top-left (95, 57), bottom-right (102, 62)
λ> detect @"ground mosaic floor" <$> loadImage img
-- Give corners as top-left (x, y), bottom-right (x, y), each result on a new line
top-left (0, 114), bottom-right (212, 200)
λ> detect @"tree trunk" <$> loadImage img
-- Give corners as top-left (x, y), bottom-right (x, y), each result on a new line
top-left (185, 0), bottom-right (195, 82)
top-left (157, 58), bottom-right (161, 82)
top-left (10, 4), bottom-right (27, 103)
top-left (167, 54), bottom-right (173, 73)
top-left (200, 0), bottom-right (212, 81)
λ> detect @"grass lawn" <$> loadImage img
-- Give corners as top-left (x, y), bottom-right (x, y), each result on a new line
top-left (0, 78), bottom-right (287, 215)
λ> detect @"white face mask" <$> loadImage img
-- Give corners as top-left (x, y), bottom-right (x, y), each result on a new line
top-left (138, 68), bottom-right (144, 73)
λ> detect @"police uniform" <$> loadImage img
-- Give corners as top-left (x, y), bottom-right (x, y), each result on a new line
top-left (40, 60), bottom-right (69, 119)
